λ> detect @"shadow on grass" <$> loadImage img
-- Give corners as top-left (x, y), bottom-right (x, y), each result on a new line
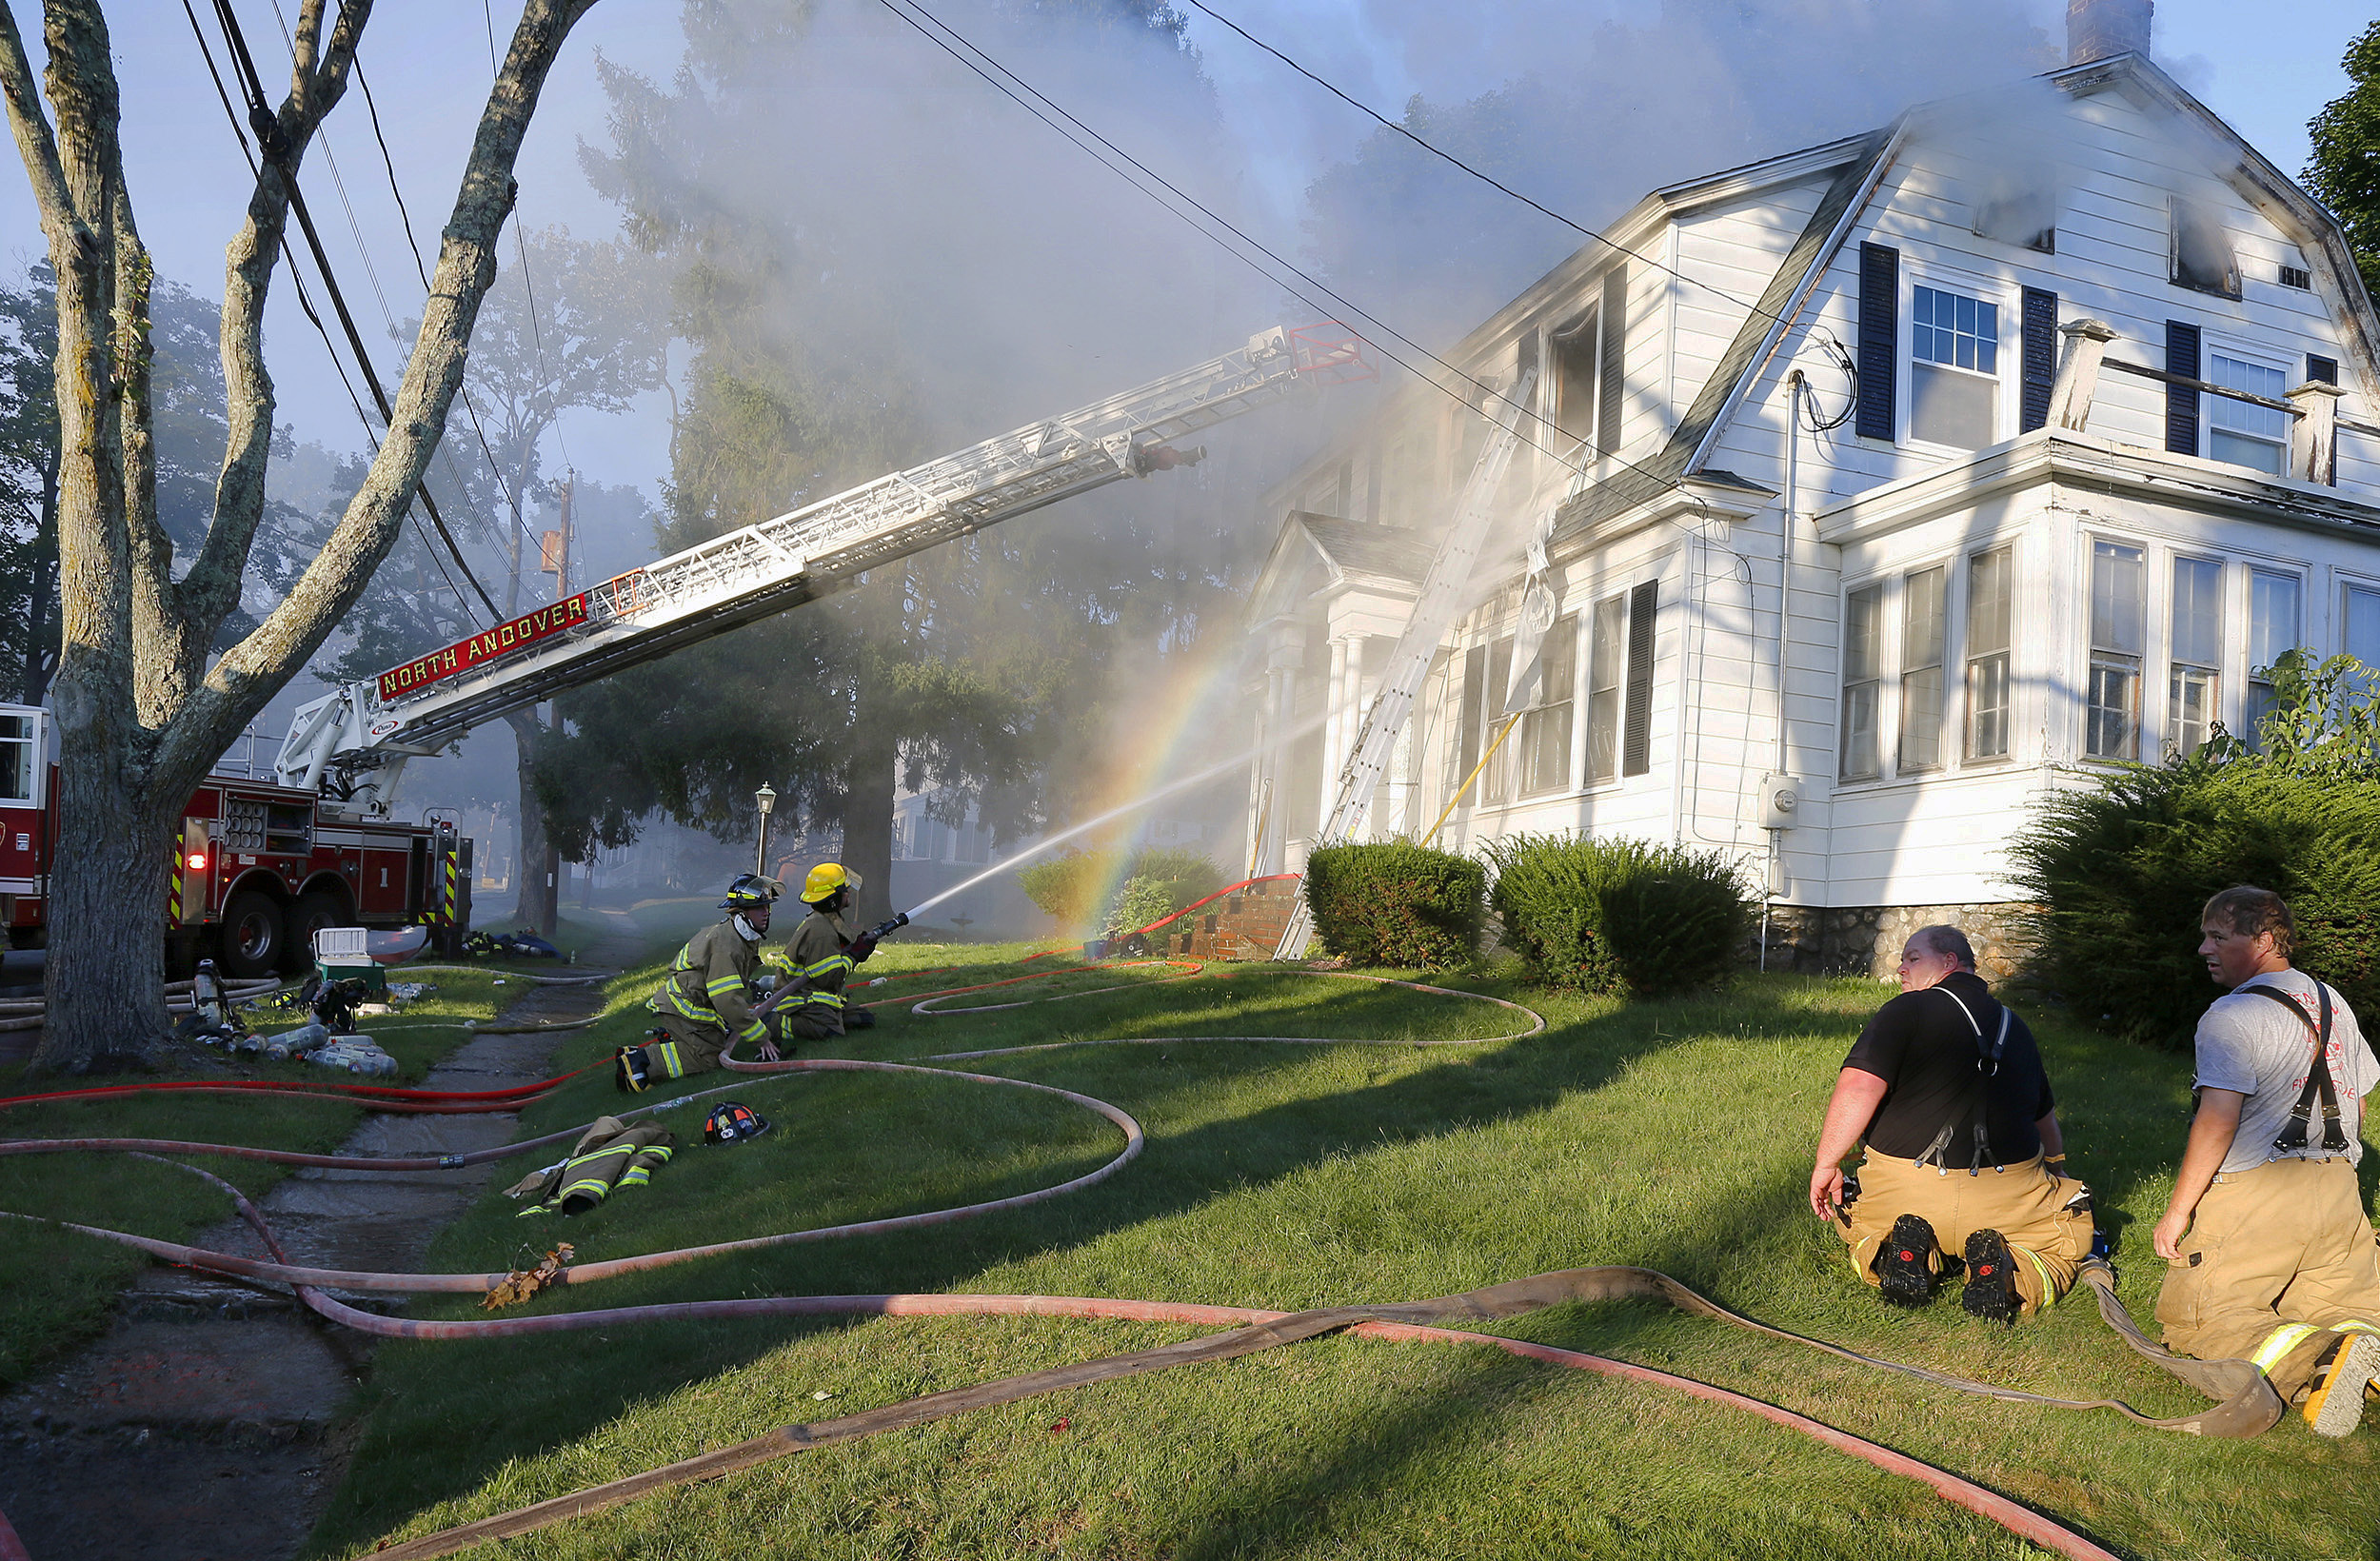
top-left (309, 976), bottom-right (1860, 1552)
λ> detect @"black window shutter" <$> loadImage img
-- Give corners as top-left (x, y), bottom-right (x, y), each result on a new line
top-left (1457, 644), bottom-right (1486, 780)
top-left (2165, 320), bottom-right (2201, 455)
top-left (2019, 287), bottom-right (2057, 432)
top-left (1598, 266), bottom-right (1626, 454)
top-left (1621, 582), bottom-right (1657, 778)
top-left (2310, 353), bottom-right (2339, 385)
top-left (1855, 243), bottom-right (1898, 440)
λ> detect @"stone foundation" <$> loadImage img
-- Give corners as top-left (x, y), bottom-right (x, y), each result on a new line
top-left (1751, 902), bottom-right (2042, 982)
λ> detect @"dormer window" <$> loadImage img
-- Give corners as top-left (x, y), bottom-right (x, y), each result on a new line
top-left (1910, 285), bottom-right (1999, 449)
top-left (2172, 199), bottom-right (2240, 297)
top-left (1973, 188), bottom-right (2055, 253)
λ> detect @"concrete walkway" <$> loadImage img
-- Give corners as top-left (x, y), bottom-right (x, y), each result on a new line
top-left (0, 915), bottom-right (646, 1561)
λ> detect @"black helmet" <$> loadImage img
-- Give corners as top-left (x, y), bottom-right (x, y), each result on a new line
top-left (721, 873), bottom-right (783, 912)
top-left (704, 1101), bottom-right (771, 1144)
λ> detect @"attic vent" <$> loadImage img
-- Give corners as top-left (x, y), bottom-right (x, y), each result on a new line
top-left (2280, 264), bottom-right (2311, 290)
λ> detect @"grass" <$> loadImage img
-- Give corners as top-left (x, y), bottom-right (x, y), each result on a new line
top-left (0, 919), bottom-right (632, 1389)
top-left (276, 941), bottom-right (2380, 1560)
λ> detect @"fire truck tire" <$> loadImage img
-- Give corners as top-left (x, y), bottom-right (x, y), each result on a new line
top-left (288, 890), bottom-right (353, 973)
top-left (218, 890), bottom-right (287, 980)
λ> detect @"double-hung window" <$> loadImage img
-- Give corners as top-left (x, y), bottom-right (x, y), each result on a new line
top-left (1517, 616), bottom-right (1577, 797)
top-left (1587, 596), bottom-right (1625, 784)
top-left (2168, 557), bottom-right (2223, 757)
top-left (1840, 583), bottom-right (1886, 780)
top-left (2348, 582), bottom-right (2380, 698)
top-left (1910, 285), bottom-right (1999, 449)
top-left (2086, 541), bottom-right (2145, 761)
top-left (1898, 566), bottom-right (1947, 771)
top-left (1965, 547), bottom-right (2013, 761)
top-left (2207, 352), bottom-right (2288, 475)
top-left (2245, 569), bottom-right (2303, 741)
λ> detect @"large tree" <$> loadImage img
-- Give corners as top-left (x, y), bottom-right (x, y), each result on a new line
top-left (2306, 19), bottom-right (2380, 296)
top-left (3, 0), bottom-right (599, 1074)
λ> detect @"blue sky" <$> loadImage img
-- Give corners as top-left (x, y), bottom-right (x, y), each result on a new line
top-left (9, 0), bottom-right (2370, 503)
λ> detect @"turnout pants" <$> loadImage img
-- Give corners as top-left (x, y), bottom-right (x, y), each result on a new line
top-left (1838, 1149), bottom-right (2094, 1314)
top-left (2156, 1156), bottom-right (2380, 1398)
top-left (646, 1014), bottom-right (732, 1076)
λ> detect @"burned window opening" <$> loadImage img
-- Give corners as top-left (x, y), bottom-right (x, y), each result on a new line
top-left (2171, 199), bottom-right (2240, 298)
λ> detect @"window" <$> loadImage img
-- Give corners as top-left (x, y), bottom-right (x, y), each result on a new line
top-left (2168, 557), bottom-right (2223, 757)
top-left (2172, 199), bottom-right (2240, 297)
top-left (1454, 642), bottom-right (1486, 793)
top-left (1841, 583), bottom-right (1885, 780)
top-left (1551, 308), bottom-right (1598, 450)
top-left (1910, 285), bottom-right (1999, 448)
top-left (1898, 566), bottom-right (1947, 771)
top-left (1587, 596), bottom-right (1624, 784)
top-left (2207, 352), bottom-right (2288, 475)
top-left (1973, 188), bottom-right (2054, 253)
top-left (2086, 540), bottom-right (2145, 761)
top-left (2348, 583), bottom-right (2380, 697)
top-left (1480, 635), bottom-right (1516, 804)
top-left (2246, 569), bottom-right (2303, 741)
top-left (1966, 547), bottom-right (2013, 761)
top-left (1517, 617), bottom-right (1577, 797)
top-left (0, 714), bottom-right (28, 803)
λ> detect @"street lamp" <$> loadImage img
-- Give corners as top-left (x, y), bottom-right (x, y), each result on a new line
top-left (754, 782), bottom-right (778, 878)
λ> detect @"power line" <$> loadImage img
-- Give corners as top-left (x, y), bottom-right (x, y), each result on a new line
top-left (207, 0), bottom-right (500, 622)
top-left (1177, 0), bottom-right (1782, 329)
top-left (876, 0), bottom-right (1676, 496)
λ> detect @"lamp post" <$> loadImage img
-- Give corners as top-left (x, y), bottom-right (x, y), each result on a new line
top-left (754, 782), bottom-right (778, 879)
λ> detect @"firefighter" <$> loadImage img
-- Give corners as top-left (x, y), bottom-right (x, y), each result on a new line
top-left (771, 862), bottom-right (886, 1041)
top-left (617, 873), bottom-right (783, 1091)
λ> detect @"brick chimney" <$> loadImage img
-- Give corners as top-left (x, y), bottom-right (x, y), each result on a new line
top-left (2068, 0), bottom-right (2152, 65)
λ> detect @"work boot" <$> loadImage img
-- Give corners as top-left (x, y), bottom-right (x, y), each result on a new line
top-left (1875, 1214), bottom-right (1940, 1307)
top-left (1961, 1229), bottom-right (2020, 1323)
top-left (843, 1005), bottom-right (877, 1030)
top-left (2304, 1333), bottom-right (2380, 1438)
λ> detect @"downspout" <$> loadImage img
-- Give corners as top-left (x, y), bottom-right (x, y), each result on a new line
top-left (1764, 373), bottom-right (1803, 971)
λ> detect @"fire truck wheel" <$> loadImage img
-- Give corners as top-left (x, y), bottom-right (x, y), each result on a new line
top-left (288, 890), bottom-right (354, 974)
top-left (218, 890), bottom-right (287, 980)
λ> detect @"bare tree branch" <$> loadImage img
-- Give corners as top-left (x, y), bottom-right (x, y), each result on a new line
top-left (159, 0), bottom-right (599, 786)
top-left (0, 6), bottom-right (81, 257)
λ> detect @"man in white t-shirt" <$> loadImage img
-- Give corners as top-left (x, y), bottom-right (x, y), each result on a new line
top-left (2153, 885), bottom-right (2380, 1436)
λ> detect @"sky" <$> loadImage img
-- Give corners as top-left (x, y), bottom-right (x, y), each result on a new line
top-left (6, 0), bottom-right (2362, 511)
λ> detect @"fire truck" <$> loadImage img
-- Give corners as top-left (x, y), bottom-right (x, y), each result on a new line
top-left (0, 701), bottom-right (469, 978)
top-left (8, 325), bottom-right (1363, 978)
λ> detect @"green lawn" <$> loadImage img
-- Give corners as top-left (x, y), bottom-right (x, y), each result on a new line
top-left (0, 947), bottom-right (604, 1387)
top-left (277, 943), bottom-right (2380, 1560)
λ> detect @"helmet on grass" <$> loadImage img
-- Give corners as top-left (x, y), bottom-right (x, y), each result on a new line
top-left (704, 1101), bottom-right (770, 1144)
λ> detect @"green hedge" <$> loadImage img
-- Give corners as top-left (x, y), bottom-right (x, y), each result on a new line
top-left (1302, 841), bottom-right (1484, 969)
top-left (1019, 846), bottom-right (1224, 935)
top-left (1481, 833), bottom-right (1751, 997)
top-left (2011, 761), bottom-right (2380, 1048)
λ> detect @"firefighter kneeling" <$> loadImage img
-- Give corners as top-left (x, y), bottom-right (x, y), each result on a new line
top-left (770, 862), bottom-right (885, 1041)
top-left (617, 873), bottom-right (785, 1093)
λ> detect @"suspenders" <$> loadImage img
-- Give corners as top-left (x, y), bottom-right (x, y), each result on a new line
top-left (2240, 981), bottom-right (2351, 1156)
top-left (1913, 986), bottom-right (2017, 1176)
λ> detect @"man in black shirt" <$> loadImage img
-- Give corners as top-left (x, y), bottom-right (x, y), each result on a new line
top-left (1808, 925), bottom-right (2094, 1321)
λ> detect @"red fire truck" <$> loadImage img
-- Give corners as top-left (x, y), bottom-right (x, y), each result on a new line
top-left (0, 702), bottom-right (470, 978)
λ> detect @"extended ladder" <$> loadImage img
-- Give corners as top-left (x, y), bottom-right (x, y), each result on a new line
top-left (279, 325), bottom-right (1368, 807)
top-left (1272, 366), bottom-right (1538, 959)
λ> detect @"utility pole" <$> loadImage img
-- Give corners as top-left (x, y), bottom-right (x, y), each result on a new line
top-left (541, 472), bottom-right (575, 921)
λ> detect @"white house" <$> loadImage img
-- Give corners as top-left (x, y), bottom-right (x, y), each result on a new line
top-left (1243, 0), bottom-right (2380, 975)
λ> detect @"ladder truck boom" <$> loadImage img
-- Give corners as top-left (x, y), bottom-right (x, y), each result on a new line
top-left (278, 325), bottom-right (1369, 809)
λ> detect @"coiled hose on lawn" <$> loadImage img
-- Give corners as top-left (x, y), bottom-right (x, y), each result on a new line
top-left (0, 958), bottom-right (2264, 1559)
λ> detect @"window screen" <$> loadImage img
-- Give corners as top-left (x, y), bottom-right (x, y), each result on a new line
top-left (1587, 595), bottom-right (1624, 784)
top-left (2168, 557), bottom-right (2223, 757)
top-left (1841, 583), bottom-right (1885, 780)
top-left (1898, 565), bottom-right (1947, 771)
top-left (1966, 547), bottom-right (2013, 761)
top-left (2087, 541), bottom-right (2145, 761)
top-left (1518, 617), bottom-right (1577, 797)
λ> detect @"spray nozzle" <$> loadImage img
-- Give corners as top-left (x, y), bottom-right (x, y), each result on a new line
top-left (868, 912), bottom-right (911, 940)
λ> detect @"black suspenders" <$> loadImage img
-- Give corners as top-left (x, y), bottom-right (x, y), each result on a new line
top-left (2241, 981), bottom-right (2351, 1156)
top-left (1914, 987), bottom-right (2016, 1176)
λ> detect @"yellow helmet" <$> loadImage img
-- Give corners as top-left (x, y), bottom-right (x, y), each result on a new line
top-left (801, 862), bottom-right (862, 903)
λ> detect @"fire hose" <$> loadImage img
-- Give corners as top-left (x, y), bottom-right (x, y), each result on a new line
top-left (0, 959), bottom-right (2274, 1557)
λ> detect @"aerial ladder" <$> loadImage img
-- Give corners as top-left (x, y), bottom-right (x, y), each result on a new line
top-left (1271, 366), bottom-right (1538, 960)
top-left (277, 325), bottom-right (1370, 810)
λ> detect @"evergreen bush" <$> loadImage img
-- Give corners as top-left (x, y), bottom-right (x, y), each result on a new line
top-left (1104, 847), bottom-right (1225, 937)
top-left (1017, 849), bottom-right (1113, 929)
top-left (1481, 833), bottom-right (1751, 997)
top-left (2011, 651), bottom-right (2380, 1047)
top-left (1301, 841), bottom-right (1485, 968)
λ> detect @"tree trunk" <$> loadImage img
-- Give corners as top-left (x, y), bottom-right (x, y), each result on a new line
top-left (506, 706), bottom-right (559, 936)
top-left (39, 763), bottom-right (173, 1071)
top-left (19, 449), bottom-right (58, 703)
top-left (841, 650), bottom-right (898, 929)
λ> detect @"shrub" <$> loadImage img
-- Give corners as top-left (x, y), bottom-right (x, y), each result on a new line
top-left (1017, 849), bottom-right (1114, 929)
top-left (1481, 832), bottom-right (1751, 997)
top-left (1302, 841), bottom-right (1485, 968)
top-left (2010, 760), bottom-right (2380, 1048)
top-left (1104, 848), bottom-right (1225, 937)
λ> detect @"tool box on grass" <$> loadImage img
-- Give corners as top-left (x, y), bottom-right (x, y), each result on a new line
top-left (311, 926), bottom-right (389, 999)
